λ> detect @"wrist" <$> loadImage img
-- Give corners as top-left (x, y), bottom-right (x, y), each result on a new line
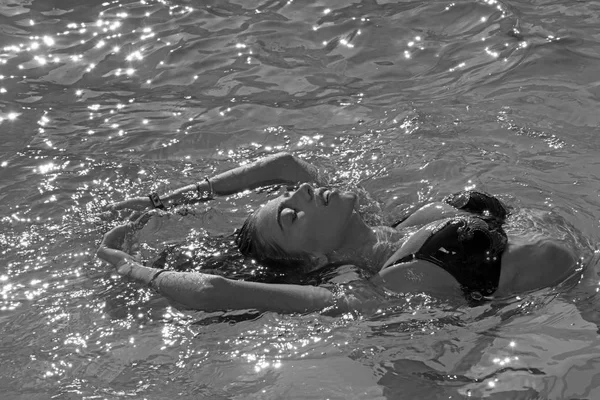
top-left (198, 176), bottom-right (214, 197)
top-left (116, 257), bottom-right (134, 276)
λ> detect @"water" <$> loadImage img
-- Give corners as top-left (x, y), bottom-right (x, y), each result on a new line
top-left (1, 0), bottom-right (600, 398)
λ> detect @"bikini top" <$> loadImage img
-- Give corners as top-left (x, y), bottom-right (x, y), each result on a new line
top-left (389, 191), bottom-right (509, 300)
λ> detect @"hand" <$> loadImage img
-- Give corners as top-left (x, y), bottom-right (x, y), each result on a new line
top-left (94, 196), bottom-right (152, 222)
top-left (97, 212), bottom-right (155, 269)
top-left (104, 196), bottom-right (151, 213)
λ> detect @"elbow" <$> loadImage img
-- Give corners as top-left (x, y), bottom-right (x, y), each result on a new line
top-left (271, 151), bottom-right (293, 160)
top-left (272, 152), bottom-right (297, 170)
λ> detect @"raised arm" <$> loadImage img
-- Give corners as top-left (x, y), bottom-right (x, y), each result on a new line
top-left (107, 152), bottom-right (320, 212)
top-left (117, 259), bottom-right (335, 313)
top-left (97, 220), bottom-right (336, 313)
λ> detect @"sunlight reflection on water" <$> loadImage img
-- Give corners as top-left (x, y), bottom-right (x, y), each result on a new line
top-left (1, 0), bottom-right (600, 398)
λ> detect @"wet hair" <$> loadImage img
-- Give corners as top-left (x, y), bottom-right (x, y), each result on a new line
top-left (236, 208), bottom-right (313, 271)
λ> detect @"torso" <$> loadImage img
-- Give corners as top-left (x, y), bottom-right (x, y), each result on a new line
top-left (373, 198), bottom-right (576, 301)
top-left (374, 197), bottom-right (510, 302)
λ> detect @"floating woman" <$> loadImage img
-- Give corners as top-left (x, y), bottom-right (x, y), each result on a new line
top-left (97, 152), bottom-right (577, 313)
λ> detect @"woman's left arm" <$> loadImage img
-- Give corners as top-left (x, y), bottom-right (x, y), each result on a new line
top-left (106, 152), bottom-right (321, 212)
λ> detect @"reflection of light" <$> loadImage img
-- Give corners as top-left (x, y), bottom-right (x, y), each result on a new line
top-left (112, 46), bottom-right (120, 53)
top-left (31, 42), bottom-right (40, 50)
top-left (126, 51), bottom-right (143, 61)
top-left (96, 40), bottom-right (105, 48)
top-left (7, 113), bottom-right (18, 120)
top-left (324, 8), bottom-right (331, 14)
top-left (449, 62), bottom-right (466, 72)
top-left (339, 39), bottom-right (354, 48)
top-left (126, 68), bottom-right (135, 76)
top-left (38, 163), bottom-right (56, 174)
top-left (481, 17), bottom-right (487, 22)
top-left (29, 20), bottom-right (35, 26)
top-left (485, 47), bottom-right (499, 58)
top-left (75, 90), bottom-right (83, 96)
top-left (43, 36), bottom-right (55, 46)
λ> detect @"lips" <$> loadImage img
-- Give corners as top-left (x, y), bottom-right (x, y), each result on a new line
top-left (317, 188), bottom-right (331, 206)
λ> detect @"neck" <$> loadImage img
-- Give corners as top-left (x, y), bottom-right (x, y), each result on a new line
top-left (327, 212), bottom-right (403, 271)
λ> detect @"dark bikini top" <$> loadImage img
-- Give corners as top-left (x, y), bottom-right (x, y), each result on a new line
top-left (389, 191), bottom-right (509, 300)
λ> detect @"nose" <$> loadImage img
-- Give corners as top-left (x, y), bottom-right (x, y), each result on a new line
top-left (291, 183), bottom-right (314, 202)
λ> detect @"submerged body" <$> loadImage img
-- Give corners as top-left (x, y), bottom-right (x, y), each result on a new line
top-left (97, 152), bottom-right (577, 313)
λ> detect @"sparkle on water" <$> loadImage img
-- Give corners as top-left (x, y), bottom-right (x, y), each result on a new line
top-left (0, 0), bottom-right (599, 399)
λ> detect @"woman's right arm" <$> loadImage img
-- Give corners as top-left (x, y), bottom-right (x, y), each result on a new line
top-left (97, 223), bottom-right (335, 313)
top-left (107, 152), bottom-right (321, 212)
top-left (111, 257), bottom-right (336, 313)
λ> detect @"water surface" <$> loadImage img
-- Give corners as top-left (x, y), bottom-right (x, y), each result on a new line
top-left (1, 0), bottom-right (600, 399)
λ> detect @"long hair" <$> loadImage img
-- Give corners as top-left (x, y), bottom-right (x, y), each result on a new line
top-left (236, 209), bottom-right (313, 271)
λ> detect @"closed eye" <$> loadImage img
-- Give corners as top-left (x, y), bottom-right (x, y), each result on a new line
top-left (277, 203), bottom-right (297, 230)
top-left (283, 207), bottom-right (298, 223)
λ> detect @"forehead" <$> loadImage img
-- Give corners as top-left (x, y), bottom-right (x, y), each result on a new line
top-left (255, 195), bottom-right (284, 242)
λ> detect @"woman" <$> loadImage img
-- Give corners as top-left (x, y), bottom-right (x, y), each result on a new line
top-left (97, 152), bottom-right (577, 313)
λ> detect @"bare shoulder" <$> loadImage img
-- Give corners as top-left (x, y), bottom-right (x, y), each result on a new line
top-left (373, 258), bottom-right (462, 297)
top-left (497, 234), bottom-right (577, 295)
top-left (395, 202), bottom-right (467, 229)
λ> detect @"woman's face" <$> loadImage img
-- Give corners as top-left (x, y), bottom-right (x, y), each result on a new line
top-left (254, 183), bottom-right (359, 256)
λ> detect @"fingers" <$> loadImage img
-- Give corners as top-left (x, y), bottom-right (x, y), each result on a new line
top-left (100, 224), bottom-right (129, 250)
top-left (131, 209), bottom-right (160, 227)
top-left (127, 210), bottom-right (143, 222)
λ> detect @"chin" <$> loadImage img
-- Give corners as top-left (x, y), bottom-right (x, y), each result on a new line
top-left (337, 190), bottom-right (358, 208)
